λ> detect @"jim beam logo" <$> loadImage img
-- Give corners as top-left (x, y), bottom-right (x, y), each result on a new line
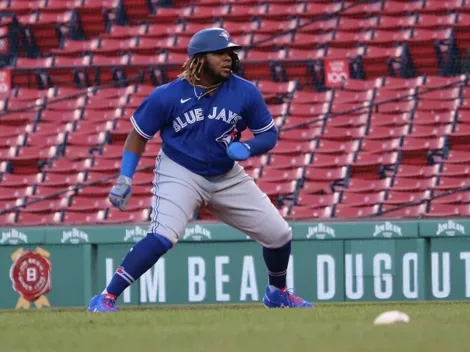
top-left (124, 226), bottom-right (147, 242)
top-left (436, 220), bottom-right (465, 237)
top-left (1, 229), bottom-right (28, 245)
top-left (9, 247), bottom-right (52, 309)
top-left (61, 228), bottom-right (89, 244)
top-left (183, 225), bottom-right (212, 241)
top-left (373, 222), bottom-right (403, 238)
top-left (306, 223), bottom-right (336, 239)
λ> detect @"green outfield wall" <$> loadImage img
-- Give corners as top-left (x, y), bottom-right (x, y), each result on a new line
top-left (1, 219), bottom-right (470, 309)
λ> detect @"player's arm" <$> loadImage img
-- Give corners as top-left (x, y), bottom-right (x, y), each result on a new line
top-left (109, 89), bottom-right (166, 210)
top-left (119, 128), bottom-right (148, 179)
top-left (227, 85), bottom-right (277, 161)
top-left (243, 123), bottom-right (277, 155)
top-left (121, 88), bottom-right (166, 179)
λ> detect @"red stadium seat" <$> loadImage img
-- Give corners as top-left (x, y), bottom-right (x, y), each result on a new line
top-left (445, 150), bottom-right (470, 164)
top-left (376, 100), bottom-right (416, 114)
top-left (259, 167), bottom-right (303, 182)
top-left (41, 173), bottom-right (81, 187)
top-left (420, 0), bottom-right (464, 15)
top-left (15, 212), bottom-right (61, 226)
top-left (366, 125), bottom-right (409, 139)
top-left (350, 152), bottom-right (399, 179)
top-left (67, 196), bottom-right (110, 213)
top-left (0, 213), bottom-right (16, 226)
top-left (435, 176), bottom-right (470, 191)
top-left (440, 164), bottom-right (470, 177)
top-left (103, 24), bottom-right (149, 39)
top-left (345, 177), bottom-right (393, 193)
top-left (449, 124), bottom-right (470, 150)
top-left (270, 140), bottom-right (315, 155)
top-left (425, 203), bottom-right (460, 217)
top-left (19, 198), bottom-right (68, 214)
top-left (87, 158), bottom-right (121, 173)
top-left (334, 89), bottom-right (374, 104)
top-left (384, 190), bottom-right (431, 205)
top-left (311, 153), bottom-right (355, 168)
top-left (295, 193), bottom-right (340, 208)
top-left (315, 140), bottom-right (361, 155)
top-left (76, 186), bottom-right (112, 198)
top-left (255, 180), bottom-right (297, 196)
top-left (61, 211), bottom-right (101, 225)
top-left (30, 185), bottom-right (74, 200)
top-left (342, 78), bottom-right (381, 92)
top-left (395, 164), bottom-right (441, 178)
top-left (412, 110), bottom-right (456, 125)
top-left (410, 124), bottom-right (452, 138)
top-left (303, 166), bottom-right (348, 183)
top-left (353, 151), bottom-right (399, 168)
top-left (334, 204), bottom-right (381, 218)
top-left (459, 205), bottom-right (470, 216)
top-left (340, 191), bottom-right (386, 207)
top-left (321, 126), bottom-right (367, 141)
top-left (266, 154), bottom-right (311, 169)
top-left (381, 76), bottom-right (425, 90)
top-left (238, 156), bottom-right (266, 170)
top-left (325, 114), bottom-right (368, 128)
top-left (278, 127), bottom-right (322, 142)
top-left (0, 173), bottom-right (42, 187)
top-left (99, 208), bottom-right (150, 224)
top-left (0, 186), bottom-right (29, 201)
top-left (284, 206), bottom-right (332, 220)
top-left (359, 137), bottom-right (402, 154)
top-left (391, 176), bottom-right (438, 191)
top-left (400, 136), bottom-right (447, 165)
top-left (432, 191), bottom-right (470, 205)
top-left (380, 204), bottom-right (427, 218)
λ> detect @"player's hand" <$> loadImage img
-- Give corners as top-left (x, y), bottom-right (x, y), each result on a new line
top-left (227, 142), bottom-right (251, 161)
top-left (108, 175), bottom-right (132, 211)
top-left (236, 120), bottom-right (247, 133)
top-left (232, 121), bottom-right (246, 143)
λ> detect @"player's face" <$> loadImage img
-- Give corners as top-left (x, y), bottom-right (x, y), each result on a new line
top-left (203, 48), bottom-right (234, 82)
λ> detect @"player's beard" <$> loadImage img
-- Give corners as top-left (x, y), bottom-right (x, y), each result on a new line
top-left (202, 60), bottom-right (230, 86)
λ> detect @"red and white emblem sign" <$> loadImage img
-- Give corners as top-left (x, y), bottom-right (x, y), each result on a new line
top-left (9, 248), bottom-right (52, 309)
top-left (324, 59), bottom-right (350, 88)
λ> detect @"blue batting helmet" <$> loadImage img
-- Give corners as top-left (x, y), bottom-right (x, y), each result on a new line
top-left (187, 28), bottom-right (242, 57)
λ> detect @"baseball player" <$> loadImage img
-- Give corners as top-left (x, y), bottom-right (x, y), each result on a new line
top-left (87, 28), bottom-right (313, 312)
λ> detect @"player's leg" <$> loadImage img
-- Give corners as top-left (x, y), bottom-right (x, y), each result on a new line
top-left (206, 164), bottom-right (313, 308)
top-left (88, 151), bottom-right (211, 312)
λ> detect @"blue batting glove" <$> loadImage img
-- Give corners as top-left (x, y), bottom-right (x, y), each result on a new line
top-left (108, 175), bottom-right (132, 211)
top-left (227, 142), bottom-right (251, 161)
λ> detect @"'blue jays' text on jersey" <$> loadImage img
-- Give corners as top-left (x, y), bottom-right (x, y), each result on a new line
top-left (130, 74), bottom-right (276, 176)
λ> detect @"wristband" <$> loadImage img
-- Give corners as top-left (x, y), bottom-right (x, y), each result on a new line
top-left (120, 150), bottom-right (140, 178)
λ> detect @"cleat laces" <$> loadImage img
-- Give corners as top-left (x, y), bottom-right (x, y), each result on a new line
top-left (103, 295), bottom-right (117, 309)
top-left (282, 288), bottom-right (305, 306)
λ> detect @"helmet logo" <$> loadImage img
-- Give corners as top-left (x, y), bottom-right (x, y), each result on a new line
top-left (219, 31), bottom-right (230, 41)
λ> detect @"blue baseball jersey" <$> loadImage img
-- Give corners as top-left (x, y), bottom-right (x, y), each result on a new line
top-left (130, 74), bottom-right (275, 176)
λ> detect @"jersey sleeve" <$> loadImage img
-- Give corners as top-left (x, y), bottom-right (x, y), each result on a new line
top-left (130, 88), bottom-right (167, 139)
top-left (243, 84), bottom-right (275, 135)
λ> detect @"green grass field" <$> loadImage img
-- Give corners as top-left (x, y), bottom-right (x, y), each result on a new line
top-left (1, 302), bottom-right (470, 352)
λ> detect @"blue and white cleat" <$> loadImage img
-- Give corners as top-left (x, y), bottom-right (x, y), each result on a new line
top-left (87, 294), bottom-right (119, 312)
top-left (263, 285), bottom-right (314, 308)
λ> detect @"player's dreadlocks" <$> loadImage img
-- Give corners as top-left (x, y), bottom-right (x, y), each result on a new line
top-left (178, 56), bottom-right (203, 83)
top-left (178, 55), bottom-right (222, 99)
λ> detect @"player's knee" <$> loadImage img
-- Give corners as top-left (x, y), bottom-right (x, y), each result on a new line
top-left (149, 221), bottom-right (181, 246)
top-left (264, 224), bottom-right (292, 249)
top-left (148, 233), bottom-right (173, 255)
